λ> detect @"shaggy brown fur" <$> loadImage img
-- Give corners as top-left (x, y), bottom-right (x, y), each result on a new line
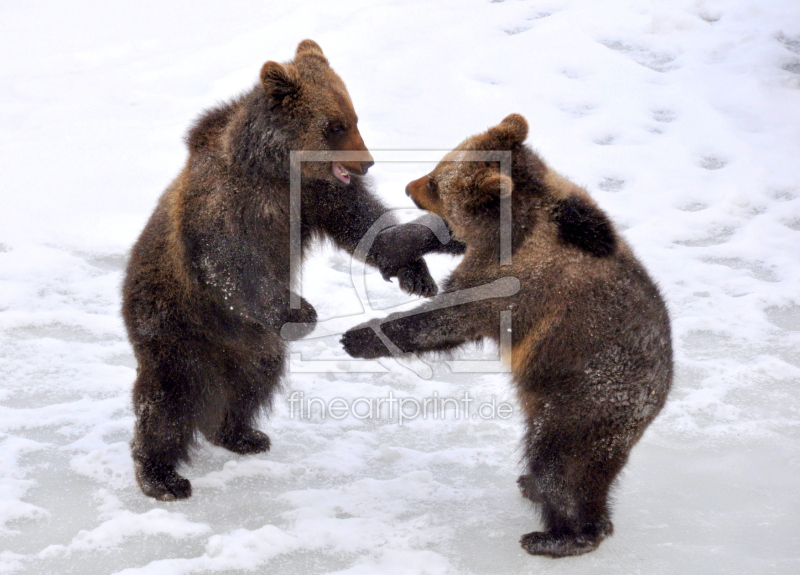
top-left (342, 114), bottom-right (672, 557)
top-left (122, 40), bottom-right (459, 501)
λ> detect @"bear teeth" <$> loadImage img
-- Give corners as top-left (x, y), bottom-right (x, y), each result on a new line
top-left (332, 162), bottom-right (351, 184)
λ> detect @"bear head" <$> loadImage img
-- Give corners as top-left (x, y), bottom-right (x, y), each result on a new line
top-left (260, 39), bottom-right (373, 185)
top-left (405, 114), bottom-right (529, 245)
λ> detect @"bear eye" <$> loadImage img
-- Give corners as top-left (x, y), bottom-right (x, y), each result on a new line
top-left (427, 178), bottom-right (437, 192)
top-left (328, 123), bottom-right (345, 135)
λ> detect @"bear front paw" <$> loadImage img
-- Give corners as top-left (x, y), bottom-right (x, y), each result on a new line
top-left (341, 325), bottom-right (392, 359)
top-left (516, 474), bottom-right (541, 502)
top-left (396, 259), bottom-right (438, 298)
top-left (280, 296), bottom-right (318, 340)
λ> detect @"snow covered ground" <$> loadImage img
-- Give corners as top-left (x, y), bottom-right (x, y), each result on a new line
top-left (1, 0), bottom-right (799, 573)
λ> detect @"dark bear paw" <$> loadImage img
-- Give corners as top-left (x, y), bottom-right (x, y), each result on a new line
top-left (280, 296), bottom-right (318, 340)
top-left (396, 259), bottom-right (438, 298)
top-left (520, 526), bottom-right (610, 558)
top-left (135, 462), bottom-right (192, 501)
top-left (341, 324), bottom-right (392, 359)
top-left (516, 474), bottom-right (540, 502)
top-left (213, 427), bottom-right (271, 455)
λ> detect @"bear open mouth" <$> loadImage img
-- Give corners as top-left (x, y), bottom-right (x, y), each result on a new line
top-left (332, 162), bottom-right (351, 185)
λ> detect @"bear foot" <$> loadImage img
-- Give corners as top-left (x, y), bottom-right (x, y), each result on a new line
top-left (516, 474), bottom-right (540, 502)
top-left (212, 427), bottom-right (271, 455)
top-left (520, 524), bottom-right (612, 558)
top-left (135, 462), bottom-right (192, 501)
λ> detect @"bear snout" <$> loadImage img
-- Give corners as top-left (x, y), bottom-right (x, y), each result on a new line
top-left (338, 159), bottom-right (372, 176)
top-left (405, 175), bottom-right (437, 213)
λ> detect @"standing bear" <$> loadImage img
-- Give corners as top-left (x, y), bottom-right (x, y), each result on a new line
top-left (123, 40), bottom-right (459, 501)
top-left (342, 114), bottom-right (672, 557)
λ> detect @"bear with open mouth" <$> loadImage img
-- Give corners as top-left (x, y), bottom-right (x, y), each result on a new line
top-left (122, 40), bottom-right (461, 501)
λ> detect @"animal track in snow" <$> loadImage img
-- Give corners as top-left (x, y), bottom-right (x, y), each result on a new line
top-left (599, 40), bottom-right (678, 72)
top-left (597, 177), bottom-right (625, 192)
top-left (559, 102), bottom-right (597, 117)
top-left (702, 257), bottom-right (780, 283)
top-left (777, 33), bottom-right (800, 54)
top-left (653, 109), bottom-right (676, 123)
top-left (679, 202), bottom-right (708, 212)
top-left (593, 134), bottom-right (617, 145)
top-left (770, 188), bottom-right (797, 201)
top-left (699, 156), bottom-right (728, 170)
top-left (782, 60), bottom-right (800, 74)
top-left (783, 218), bottom-right (800, 231)
top-left (675, 226), bottom-right (736, 247)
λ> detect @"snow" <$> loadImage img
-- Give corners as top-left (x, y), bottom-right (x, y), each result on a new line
top-left (1, 0), bottom-right (799, 573)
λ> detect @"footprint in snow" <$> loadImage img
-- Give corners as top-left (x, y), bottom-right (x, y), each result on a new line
top-left (600, 40), bottom-right (678, 73)
top-left (597, 177), bottom-right (625, 192)
top-left (777, 33), bottom-right (800, 54)
top-left (593, 135), bottom-right (617, 145)
top-left (782, 60), bottom-right (800, 74)
top-left (675, 226), bottom-right (736, 247)
top-left (770, 188), bottom-right (797, 202)
top-left (698, 156), bottom-right (728, 170)
top-left (679, 202), bottom-right (708, 212)
top-left (702, 257), bottom-right (780, 283)
top-left (783, 219), bottom-right (800, 231)
top-left (653, 109), bottom-right (676, 123)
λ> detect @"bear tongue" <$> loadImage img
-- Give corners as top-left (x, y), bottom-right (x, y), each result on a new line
top-left (332, 162), bottom-right (351, 185)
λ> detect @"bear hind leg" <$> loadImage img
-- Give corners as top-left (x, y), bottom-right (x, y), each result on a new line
top-left (519, 431), bottom-right (621, 557)
top-left (520, 494), bottom-right (614, 558)
top-left (211, 424), bottom-right (271, 455)
top-left (208, 353), bottom-right (282, 455)
top-left (131, 374), bottom-right (197, 501)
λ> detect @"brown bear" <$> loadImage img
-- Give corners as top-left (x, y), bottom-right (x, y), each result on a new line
top-left (341, 114), bottom-right (672, 557)
top-left (122, 40), bottom-right (462, 501)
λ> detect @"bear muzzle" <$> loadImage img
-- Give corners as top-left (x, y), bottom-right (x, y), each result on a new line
top-left (405, 175), bottom-right (443, 216)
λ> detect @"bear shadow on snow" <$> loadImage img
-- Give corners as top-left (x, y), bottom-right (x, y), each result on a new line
top-left (342, 114), bottom-right (672, 558)
top-left (122, 40), bottom-right (463, 501)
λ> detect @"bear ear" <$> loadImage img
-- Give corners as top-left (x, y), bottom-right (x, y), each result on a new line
top-left (295, 39), bottom-right (329, 65)
top-left (260, 61), bottom-right (301, 107)
top-left (487, 113), bottom-right (528, 148)
top-left (465, 169), bottom-right (513, 212)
